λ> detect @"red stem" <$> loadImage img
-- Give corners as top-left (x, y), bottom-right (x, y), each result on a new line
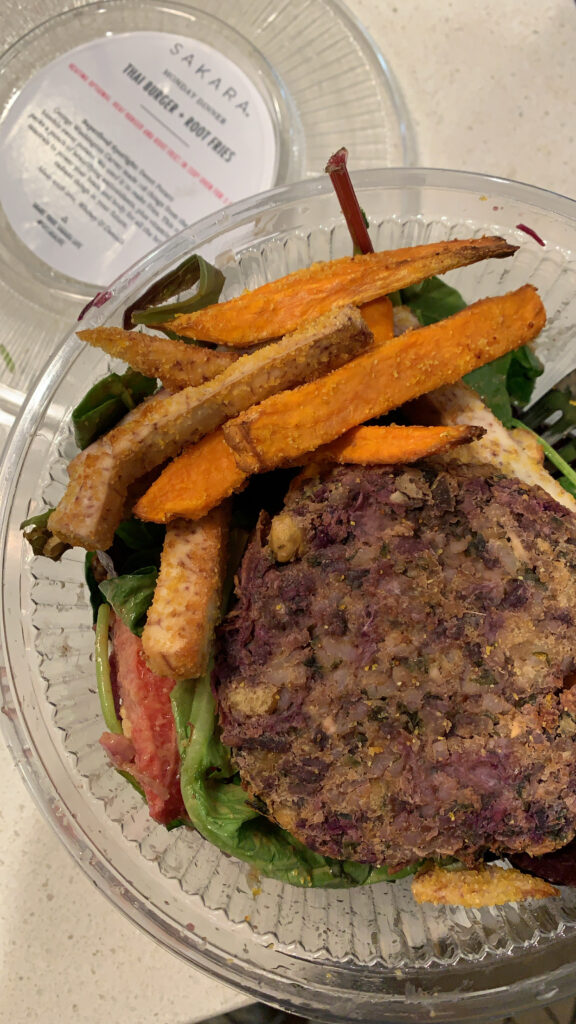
top-left (325, 148), bottom-right (374, 254)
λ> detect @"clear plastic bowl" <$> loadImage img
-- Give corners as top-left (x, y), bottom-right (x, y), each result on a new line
top-left (2, 168), bottom-right (576, 1023)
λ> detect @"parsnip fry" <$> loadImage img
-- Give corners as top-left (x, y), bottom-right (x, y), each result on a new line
top-left (412, 864), bottom-right (558, 907)
top-left (135, 423), bottom-right (484, 524)
top-left (223, 285), bottom-right (546, 473)
top-left (49, 306), bottom-right (372, 551)
top-left (168, 236), bottom-right (517, 346)
top-left (141, 507), bottom-right (229, 681)
top-left (413, 381), bottom-right (576, 513)
top-left (77, 326), bottom-right (239, 390)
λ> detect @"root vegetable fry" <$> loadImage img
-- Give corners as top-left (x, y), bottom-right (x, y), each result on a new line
top-left (135, 429), bottom-right (246, 523)
top-left (167, 236), bottom-right (517, 346)
top-left (414, 381), bottom-right (576, 514)
top-left (77, 325), bottom-right (239, 390)
top-left (359, 296), bottom-right (395, 340)
top-left (141, 506), bottom-right (229, 681)
top-left (135, 423), bottom-right (485, 524)
top-left (310, 422), bottom-right (485, 464)
top-left (412, 864), bottom-right (558, 907)
top-left (49, 306), bottom-right (372, 551)
top-left (223, 285), bottom-right (546, 473)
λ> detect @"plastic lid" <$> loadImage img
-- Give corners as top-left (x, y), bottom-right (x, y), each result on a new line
top-left (0, 0), bottom-right (414, 306)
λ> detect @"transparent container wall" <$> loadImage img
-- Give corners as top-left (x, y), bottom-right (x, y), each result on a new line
top-left (2, 169), bottom-right (576, 1022)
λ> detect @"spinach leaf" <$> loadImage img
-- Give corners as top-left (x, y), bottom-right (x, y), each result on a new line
top-left (84, 519), bottom-right (165, 623)
top-left (127, 254), bottom-right (225, 333)
top-left (522, 386), bottom-right (576, 443)
top-left (400, 276), bottom-right (467, 325)
top-left (464, 349), bottom-right (543, 428)
top-left (179, 672), bottom-right (419, 888)
top-left (506, 345), bottom-right (544, 406)
top-left (99, 566), bottom-right (157, 637)
top-left (464, 352), bottom-right (517, 426)
top-left (72, 368), bottom-right (157, 449)
top-left (111, 519), bottom-right (166, 574)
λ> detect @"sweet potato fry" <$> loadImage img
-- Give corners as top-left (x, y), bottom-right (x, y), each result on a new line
top-left (135, 423), bottom-right (485, 524)
top-left (167, 236), bottom-right (517, 346)
top-left (77, 325), bottom-right (239, 390)
top-left (141, 505), bottom-right (229, 680)
top-left (49, 306), bottom-right (372, 551)
top-left (223, 285), bottom-right (546, 473)
top-left (359, 295), bottom-right (395, 339)
top-left (412, 863), bottom-right (558, 907)
top-left (134, 428), bottom-right (245, 524)
top-left (310, 422), bottom-right (485, 464)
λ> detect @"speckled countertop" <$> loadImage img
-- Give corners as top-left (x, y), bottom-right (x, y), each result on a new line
top-left (2, 1), bottom-right (576, 1022)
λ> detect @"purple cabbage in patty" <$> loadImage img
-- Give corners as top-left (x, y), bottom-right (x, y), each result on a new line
top-left (214, 461), bottom-right (576, 867)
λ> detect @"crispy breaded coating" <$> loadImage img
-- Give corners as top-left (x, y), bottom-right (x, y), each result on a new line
top-left (418, 381), bottom-right (576, 513)
top-left (223, 287), bottom-right (545, 473)
top-left (48, 307), bottom-right (372, 551)
top-left (169, 236), bottom-right (517, 345)
top-left (142, 507), bottom-right (229, 680)
top-left (77, 326), bottom-right (239, 391)
top-left (412, 864), bottom-right (558, 907)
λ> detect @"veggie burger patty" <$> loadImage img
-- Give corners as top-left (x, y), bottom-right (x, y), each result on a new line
top-left (215, 461), bottom-right (576, 867)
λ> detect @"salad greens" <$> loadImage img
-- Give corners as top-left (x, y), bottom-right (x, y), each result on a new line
top-left (125, 253), bottom-right (225, 335)
top-left (82, 265), bottom-right (576, 888)
top-left (464, 347), bottom-right (543, 428)
top-left (99, 567), bottom-right (158, 638)
top-left (20, 508), bottom-right (71, 560)
top-left (398, 276), bottom-right (467, 325)
top-left (85, 518), bottom-right (165, 624)
top-left (175, 671), bottom-right (418, 887)
top-left (72, 368), bottom-right (157, 450)
top-left (29, 175), bottom-right (576, 887)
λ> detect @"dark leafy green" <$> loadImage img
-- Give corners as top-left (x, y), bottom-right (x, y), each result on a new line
top-left (506, 345), bottom-right (544, 406)
top-left (464, 349), bottom-right (543, 428)
top-left (99, 567), bottom-right (158, 637)
top-left (111, 519), bottom-right (166, 574)
top-left (72, 368), bottom-right (157, 449)
top-left (20, 508), bottom-right (71, 560)
top-left (178, 672), bottom-right (419, 887)
top-left (84, 518), bottom-right (166, 622)
top-left (400, 276), bottom-right (467, 325)
top-left (127, 254), bottom-right (225, 333)
top-left (85, 552), bottom-right (107, 622)
top-left (522, 386), bottom-right (576, 442)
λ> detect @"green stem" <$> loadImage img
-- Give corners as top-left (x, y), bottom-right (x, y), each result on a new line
top-left (95, 603), bottom-right (123, 734)
top-left (510, 418), bottom-right (576, 494)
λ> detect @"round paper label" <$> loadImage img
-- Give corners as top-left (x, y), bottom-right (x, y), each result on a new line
top-left (0, 32), bottom-right (278, 285)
